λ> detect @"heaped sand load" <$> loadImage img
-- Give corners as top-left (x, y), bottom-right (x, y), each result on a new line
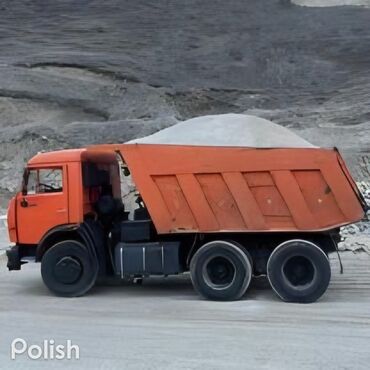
top-left (128, 113), bottom-right (316, 148)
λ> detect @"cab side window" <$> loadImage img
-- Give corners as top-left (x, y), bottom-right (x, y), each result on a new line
top-left (26, 168), bottom-right (63, 194)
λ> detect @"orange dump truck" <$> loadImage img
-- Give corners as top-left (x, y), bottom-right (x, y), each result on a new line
top-left (5, 116), bottom-right (367, 302)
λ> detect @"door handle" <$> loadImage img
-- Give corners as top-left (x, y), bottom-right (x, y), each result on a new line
top-left (56, 209), bottom-right (67, 213)
top-left (20, 198), bottom-right (37, 208)
top-left (20, 198), bottom-right (28, 208)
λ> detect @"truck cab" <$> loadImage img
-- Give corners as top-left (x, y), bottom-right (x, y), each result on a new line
top-left (7, 148), bottom-right (122, 263)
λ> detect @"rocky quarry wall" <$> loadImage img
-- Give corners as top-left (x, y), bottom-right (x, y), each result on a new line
top-left (0, 0), bottom-right (369, 250)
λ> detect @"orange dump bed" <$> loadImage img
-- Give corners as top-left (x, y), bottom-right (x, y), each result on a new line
top-left (94, 144), bottom-right (366, 234)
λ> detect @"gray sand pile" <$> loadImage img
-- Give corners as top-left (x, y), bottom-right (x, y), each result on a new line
top-left (129, 114), bottom-right (315, 148)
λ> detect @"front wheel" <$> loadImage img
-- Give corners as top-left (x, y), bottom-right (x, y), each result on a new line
top-left (190, 240), bottom-right (252, 301)
top-left (267, 239), bottom-right (331, 303)
top-left (41, 240), bottom-right (98, 297)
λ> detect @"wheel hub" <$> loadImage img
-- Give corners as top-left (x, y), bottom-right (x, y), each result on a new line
top-left (204, 256), bottom-right (236, 289)
top-left (283, 255), bottom-right (315, 287)
top-left (54, 256), bottom-right (82, 284)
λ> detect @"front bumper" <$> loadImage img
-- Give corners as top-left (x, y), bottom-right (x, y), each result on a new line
top-left (6, 245), bottom-right (22, 270)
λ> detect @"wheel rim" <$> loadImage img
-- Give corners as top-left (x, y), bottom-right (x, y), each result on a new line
top-left (202, 255), bottom-right (236, 290)
top-left (53, 256), bottom-right (83, 284)
top-left (282, 255), bottom-right (316, 288)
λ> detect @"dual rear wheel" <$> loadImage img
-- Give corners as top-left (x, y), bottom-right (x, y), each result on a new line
top-left (267, 239), bottom-right (331, 303)
top-left (190, 239), bottom-right (331, 302)
top-left (190, 241), bottom-right (253, 301)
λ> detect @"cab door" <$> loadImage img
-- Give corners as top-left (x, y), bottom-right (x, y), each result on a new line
top-left (16, 166), bottom-right (69, 245)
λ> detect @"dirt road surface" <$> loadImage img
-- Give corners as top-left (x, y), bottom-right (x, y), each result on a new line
top-left (0, 251), bottom-right (369, 369)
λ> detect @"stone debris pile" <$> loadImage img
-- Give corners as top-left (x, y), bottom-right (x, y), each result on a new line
top-left (340, 181), bottom-right (370, 253)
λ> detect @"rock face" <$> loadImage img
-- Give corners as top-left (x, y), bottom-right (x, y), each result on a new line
top-left (0, 0), bottom-right (369, 222)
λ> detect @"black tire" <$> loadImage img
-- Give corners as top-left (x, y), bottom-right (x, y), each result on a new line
top-left (190, 240), bottom-right (252, 301)
top-left (267, 239), bottom-right (331, 303)
top-left (41, 240), bottom-right (98, 297)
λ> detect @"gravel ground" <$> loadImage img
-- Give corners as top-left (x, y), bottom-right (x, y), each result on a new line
top-left (0, 252), bottom-right (369, 369)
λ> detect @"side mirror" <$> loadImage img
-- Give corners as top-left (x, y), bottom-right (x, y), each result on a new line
top-left (21, 169), bottom-right (28, 196)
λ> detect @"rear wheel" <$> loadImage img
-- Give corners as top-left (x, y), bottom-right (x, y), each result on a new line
top-left (41, 240), bottom-right (98, 297)
top-left (267, 239), bottom-right (331, 303)
top-left (190, 240), bottom-right (252, 301)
